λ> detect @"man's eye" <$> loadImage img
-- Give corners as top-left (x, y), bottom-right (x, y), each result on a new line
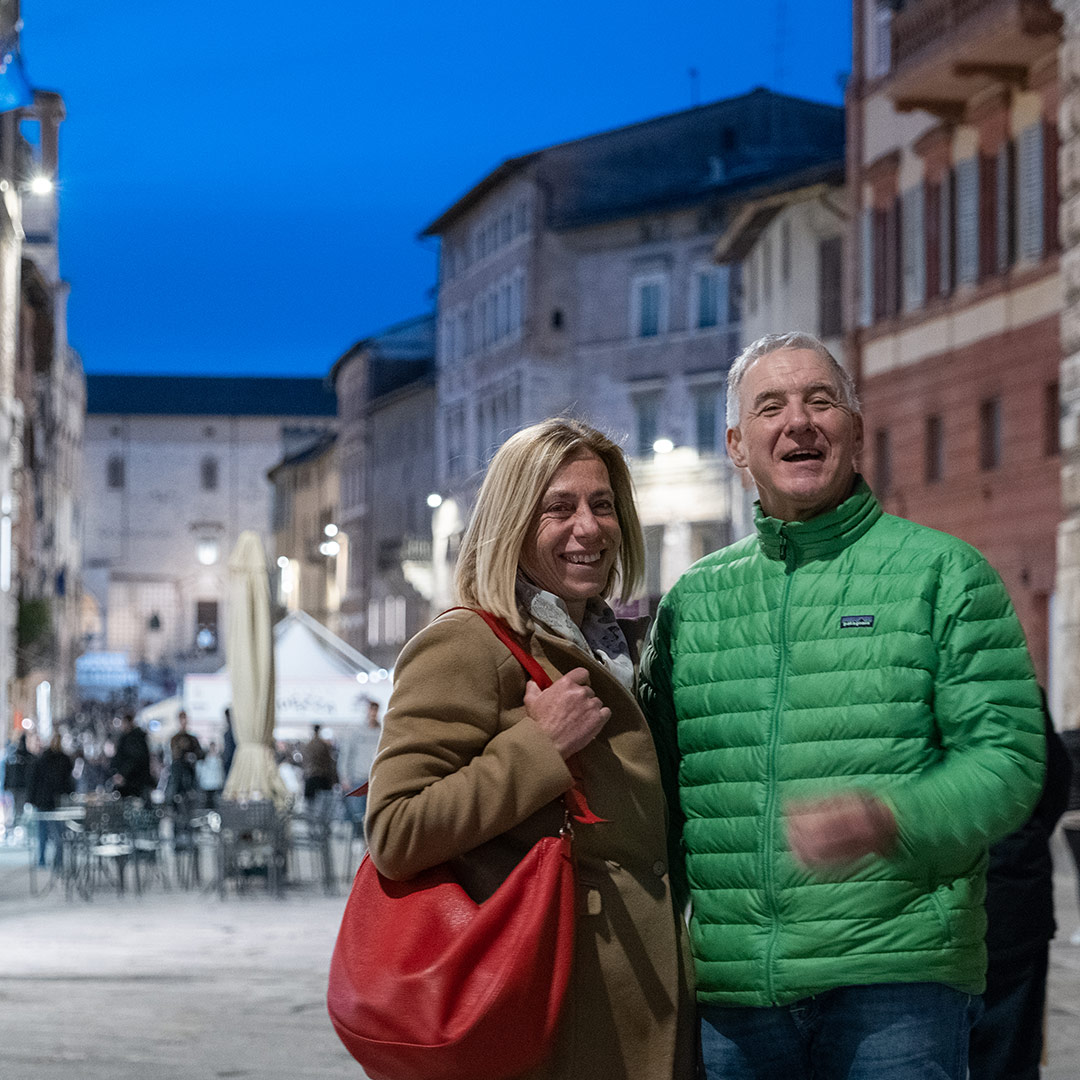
top-left (809, 398), bottom-right (836, 409)
top-left (759, 403), bottom-right (783, 416)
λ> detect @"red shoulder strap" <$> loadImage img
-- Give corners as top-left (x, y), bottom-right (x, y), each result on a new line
top-left (444, 607), bottom-right (606, 826)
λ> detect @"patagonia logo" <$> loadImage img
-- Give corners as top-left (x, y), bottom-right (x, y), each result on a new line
top-left (840, 615), bottom-right (875, 629)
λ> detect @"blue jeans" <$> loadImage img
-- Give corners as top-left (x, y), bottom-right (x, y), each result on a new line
top-left (700, 982), bottom-right (981, 1080)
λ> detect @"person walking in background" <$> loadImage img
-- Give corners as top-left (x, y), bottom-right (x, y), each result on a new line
top-left (301, 724), bottom-right (338, 813)
top-left (970, 697), bottom-right (1072, 1080)
top-left (3, 733), bottom-right (31, 827)
top-left (165, 710), bottom-right (204, 808)
top-left (26, 733), bottom-right (73, 869)
top-left (337, 700), bottom-right (381, 840)
top-left (110, 713), bottom-right (154, 803)
top-left (196, 741), bottom-right (225, 808)
top-left (366, 418), bottom-right (695, 1079)
top-left (1060, 727), bottom-right (1080, 946)
top-left (640, 332), bottom-right (1045, 1080)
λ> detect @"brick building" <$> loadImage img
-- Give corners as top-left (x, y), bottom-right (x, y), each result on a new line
top-left (848, 0), bottom-right (1064, 685)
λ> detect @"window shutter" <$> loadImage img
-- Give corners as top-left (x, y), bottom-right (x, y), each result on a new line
top-left (979, 152), bottom-right (996, 282)
top-left (996, 141), bottom-right (1013, 272)
top-left (925, 180), bottom-right (940, 299)
top-left (860, 208), bottom-right (874, 327)
top-left (818, 235), bottom-right (843, 338)
top-left (940, 169), bottom-right (954, 296)
top-left (956, 157), bottom-right (979, 285)
top-left (1018, 123), bottom-right (1044, 262)
top-left (902, 184), bottom-right (925, 311)
top-left (1043, 117), bottom-right (1059, 256)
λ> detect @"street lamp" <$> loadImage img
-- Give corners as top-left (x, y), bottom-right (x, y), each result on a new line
top-left (28, 175), bottom-right (53, 196)
top-left (426, 493), bottom-right (443, 509)
top-left (653, 438), bottom-right (675, 455)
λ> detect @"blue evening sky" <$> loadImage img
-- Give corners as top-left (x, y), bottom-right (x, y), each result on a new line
top-left (20, 2), bottom-right (852, 377)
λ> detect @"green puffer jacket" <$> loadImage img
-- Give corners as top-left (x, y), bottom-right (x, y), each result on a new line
top-left (639, 480), bottom-right (1045, 1007)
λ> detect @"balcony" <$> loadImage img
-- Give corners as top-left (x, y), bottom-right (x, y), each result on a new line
top-left (887, 0), bottom-right (1061, 119)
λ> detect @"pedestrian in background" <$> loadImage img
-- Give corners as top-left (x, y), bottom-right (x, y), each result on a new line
top-left (26, 733), bottom-right (73, 869)
top-left (165, 710), bottom-right (204, 808)
top-left (640, 332), bottom-right (1045, 1080)
top-left (970, 697), bottom-right (1072, 1080)
top-left (196, 740), bottom-right (225, 808)
top-left (301, 724), bottom-right (338, 814)
top-left (110, 713), bottom-right (154, 803)
top-left (1060, 727), bottom-right (1080, 945)
top-left (336, 700), bottom-right (381, 839)
top-left (3, 733), bottom-right (31, 826)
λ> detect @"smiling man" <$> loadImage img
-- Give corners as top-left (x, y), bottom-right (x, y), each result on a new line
top-left (639, 332), bottom-right (1046, 1080)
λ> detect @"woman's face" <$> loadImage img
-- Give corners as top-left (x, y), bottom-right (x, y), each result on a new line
top-left (519, 451), bottom-right (622, 621)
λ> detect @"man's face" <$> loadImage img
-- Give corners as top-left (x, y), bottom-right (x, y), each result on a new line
top-left (727, 348), bottom-right (863, 523)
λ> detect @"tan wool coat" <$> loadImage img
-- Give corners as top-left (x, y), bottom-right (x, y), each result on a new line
top-left (366, 608), bottom-right (696, 1080)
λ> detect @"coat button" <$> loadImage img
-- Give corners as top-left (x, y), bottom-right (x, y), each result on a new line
top-left (652, 860), bottom-right (665, 876)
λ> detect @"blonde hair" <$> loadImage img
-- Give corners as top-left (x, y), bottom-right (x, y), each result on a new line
top-left (454, 418), bottom-right (644, 632)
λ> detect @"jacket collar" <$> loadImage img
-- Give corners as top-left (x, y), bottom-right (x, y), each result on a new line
top-left (754, 476), bottom-right (882, 564)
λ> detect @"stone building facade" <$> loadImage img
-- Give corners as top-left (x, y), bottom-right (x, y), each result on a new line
top-left (1056, 0), bottom-right (1080, 726)
top-left (267, 431), bottom-right (342, 635)
top-left (14, 90), bottom-right (84, 726)
top-left (330, 314), bottom-right (436, 669)
top-left (423, 90), bottom-right (844, 611)
top-left (83, 376), bottom-right (335, 690)
top-left (848, 0), bottom-right (1063, 688)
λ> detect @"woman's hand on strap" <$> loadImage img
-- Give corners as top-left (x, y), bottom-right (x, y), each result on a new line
top-left (524, 668), bottom-right (610, 759)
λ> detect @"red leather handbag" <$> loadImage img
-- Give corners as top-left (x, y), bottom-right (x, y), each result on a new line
top-left (327, 609), bottom-right (590, 1080)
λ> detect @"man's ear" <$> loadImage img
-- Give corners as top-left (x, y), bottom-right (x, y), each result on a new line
top-left (851, 412), bottom-right (864, 460)
top-left (727, 425), bottom-right (747, 468)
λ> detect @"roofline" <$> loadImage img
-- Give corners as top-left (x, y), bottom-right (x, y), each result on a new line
top-left (418, 153), bottom-right (539, 238)
top-left (328, 311), bottom-right (436, 387)
top-left (712, 165), bottom-right (846, 264)
top-left (417, 87), bottom-right (843, 237)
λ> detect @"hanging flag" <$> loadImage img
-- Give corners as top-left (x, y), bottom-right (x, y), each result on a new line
top-left (0, 34), bottom-right (33, 113)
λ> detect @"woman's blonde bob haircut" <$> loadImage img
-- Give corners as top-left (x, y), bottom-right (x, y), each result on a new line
top-left (455, 418), bottom-right (645, 633)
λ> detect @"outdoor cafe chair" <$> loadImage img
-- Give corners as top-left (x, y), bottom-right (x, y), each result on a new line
top-left (124, 804), bottom-right (169, 894)
top-left (286, 806), bottom-right (336, 895)
top-left (65, 798), bottom-right (134, 900)
top-left (208, 799), bottom-right (285, 899)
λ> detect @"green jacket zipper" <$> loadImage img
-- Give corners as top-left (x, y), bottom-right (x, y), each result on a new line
top-left (762, 529), bottom-right (796, 1003)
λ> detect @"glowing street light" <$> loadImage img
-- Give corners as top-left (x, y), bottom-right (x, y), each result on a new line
top-left (653, 438), bottom-right (675, 455)
top-left (29, 175), bottom-right (53, 196)
top-left (426, 493), bottom-right (443, 509)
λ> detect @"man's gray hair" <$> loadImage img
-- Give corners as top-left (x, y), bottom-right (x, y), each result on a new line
top-left (725, 331), bottom-right (860, 429)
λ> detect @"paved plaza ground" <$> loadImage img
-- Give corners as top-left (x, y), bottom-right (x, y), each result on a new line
top-left (0, 832), bottom-right (1076, 1079)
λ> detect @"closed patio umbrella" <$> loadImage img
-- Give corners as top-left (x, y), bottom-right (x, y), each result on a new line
top-left (222, 531), bottom-right (288, 805)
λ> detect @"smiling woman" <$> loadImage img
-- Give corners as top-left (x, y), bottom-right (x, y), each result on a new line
top-left (363, 417), bottom-right (697, 1080)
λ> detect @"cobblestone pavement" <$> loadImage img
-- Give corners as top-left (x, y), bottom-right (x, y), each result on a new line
top-left (0, 833), bottom-right (1076, 1079)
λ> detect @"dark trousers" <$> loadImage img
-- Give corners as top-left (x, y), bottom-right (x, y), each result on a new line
top-left (970, 947), bottom-right (1049, 1080)
top-left (1064, 826), bottom-right (1080, 907)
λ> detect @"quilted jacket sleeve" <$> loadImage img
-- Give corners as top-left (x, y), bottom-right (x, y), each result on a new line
top-left (638, 594), bottom-right (688, 907)
top-left (365, 612), bottom-right (573, 881)
top-left (878, 549), bottom-right (1046, 874)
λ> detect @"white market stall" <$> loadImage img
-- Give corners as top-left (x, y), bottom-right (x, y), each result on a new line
top-left (183, 610), bottom-right (392, 743)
